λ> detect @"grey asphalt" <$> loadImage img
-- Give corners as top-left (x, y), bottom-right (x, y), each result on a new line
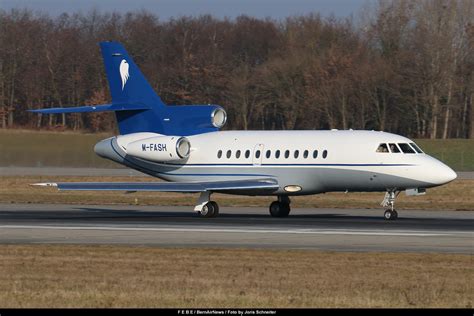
top-left (1, 167), bottom-right (473, 179)
top-left (0, 203), bottom-right (472, 253)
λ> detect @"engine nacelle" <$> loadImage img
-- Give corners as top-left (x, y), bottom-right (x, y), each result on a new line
top-left (127, 135), bottom-right (191, 162)
top-left (164, 105), bottom-right (227, 135)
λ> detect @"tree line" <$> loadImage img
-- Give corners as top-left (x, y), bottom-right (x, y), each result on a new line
top-left (0, 0), bottom-right (473, 138)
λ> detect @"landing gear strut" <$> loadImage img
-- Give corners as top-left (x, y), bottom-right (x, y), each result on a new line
top-left (269, 196), bottom-right (291, 218)
top-left (381, 190), bottom-right (400, 220)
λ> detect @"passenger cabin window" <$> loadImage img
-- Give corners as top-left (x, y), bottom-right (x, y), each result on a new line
top-left (255, 150), bottom-right (261, 159)
top-left (284, 150), bottom-right (290, 159)
top-left (303, 150), bottom-right (309, 158)
top-left (217, 150), bottom-right (222, 158)
top-left (410, 143), bottom-right (424, 153)
top-left (313, 150), bottom-right (318, 158)
top-left (294, 150), bottom-right (299, 159)
top-left (266, 150), bottom-right (271, 159)
top-left (226, 150), bottom-right (232, 158)
top-left (398, 143), bottom-right (415, 154)
top-left (245, 150), bottom-right (250, 158)
top-left (236, 150), bottom-right (241, 158)
top-left (322, 150), bottom-right (328, 159)
top-left (376, 143), bottom-right (389, 153)
top-left (275, 150), bottom-right (281, 159)
top-left (389, 143), bottom-right (400, 153)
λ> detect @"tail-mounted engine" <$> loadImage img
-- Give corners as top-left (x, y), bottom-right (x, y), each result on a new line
top-left (126, 135), bottom-right (191, 162)
top-left (163, 105), bottom-right (227, 135)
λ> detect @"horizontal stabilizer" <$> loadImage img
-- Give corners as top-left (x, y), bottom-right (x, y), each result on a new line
top-left (31, 178), bottom-right (279, 193)
top-left (28, 103), bottom-right (151, 114)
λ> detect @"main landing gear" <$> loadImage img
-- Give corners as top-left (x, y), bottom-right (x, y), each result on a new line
top-left (195, 192), bottom-right (219, 218)
top-left (381, 190), bottom-right (400, 220)
top-left (269, 196), bottom-right (291, 218)
top-left (200, 201), bottom-right (220, 218)
top-left (194, 192), bottom-right (292, 219)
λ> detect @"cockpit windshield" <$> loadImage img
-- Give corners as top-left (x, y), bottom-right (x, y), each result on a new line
top-left (376, 143), bottom-right (389, 153)
top-left (410, 143), bottom-right (424, 153)
top-left (376, 142), bottom-right (424, 154)
top-left (398, 143), bottom-right (416, 154)
top-left (389, 143), bottom-right (400, 153)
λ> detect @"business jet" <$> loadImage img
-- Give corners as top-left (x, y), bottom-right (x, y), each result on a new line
top-left (31, 42), bottom-right (457, 220)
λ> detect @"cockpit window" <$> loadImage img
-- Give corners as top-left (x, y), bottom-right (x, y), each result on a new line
top-left (388, 143), bottom-right (400, 153)
top-left (398, 143), bottom-right (415, 154)
top-left (376, 143), bottom-right (389, 153)
top-left (410, 143), bottom-right (424, 154)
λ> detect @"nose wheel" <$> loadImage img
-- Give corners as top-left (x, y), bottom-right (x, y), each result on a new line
top-left (384, 209), bottom-right (398, 220)
top-left (381, 190), bottom-right (400, 221)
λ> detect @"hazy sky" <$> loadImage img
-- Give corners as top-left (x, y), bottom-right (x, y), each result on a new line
top-left (2, 0), bottom-right (370, 19)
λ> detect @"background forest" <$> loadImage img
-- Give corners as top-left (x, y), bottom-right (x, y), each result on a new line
top-left (0, 0), bottom-right (473, 139)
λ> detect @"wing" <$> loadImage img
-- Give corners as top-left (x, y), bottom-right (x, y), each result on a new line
top-left (28, 103), bottom-right (150, 114)
top-left (32, 178), bottom-right (279, 194)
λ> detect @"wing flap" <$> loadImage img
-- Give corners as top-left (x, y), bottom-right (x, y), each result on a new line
top-left (32, 178), bottom-right (279, 193)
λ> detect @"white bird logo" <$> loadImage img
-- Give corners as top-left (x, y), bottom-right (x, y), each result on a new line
top-left (119, 59), bottom-right (130, 90)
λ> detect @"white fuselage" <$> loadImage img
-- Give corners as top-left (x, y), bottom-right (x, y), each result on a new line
top-left (96, 130), bottom-right (457, 195)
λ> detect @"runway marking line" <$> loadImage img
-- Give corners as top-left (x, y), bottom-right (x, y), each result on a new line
top-left (0, 225), bottom-right (471, 237)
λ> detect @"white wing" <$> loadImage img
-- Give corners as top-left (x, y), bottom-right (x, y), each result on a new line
top-left (119, 59), bottom-right (130, 90)
top-left (31, 178), bottom-right (279, 193)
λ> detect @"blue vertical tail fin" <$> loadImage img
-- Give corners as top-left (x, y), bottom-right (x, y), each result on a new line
top-left (100, 42), bottom-right (167, 134)
top-left (100, 42), bottom-right (165, 107)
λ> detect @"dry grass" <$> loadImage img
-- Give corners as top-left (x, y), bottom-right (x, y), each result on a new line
top-left (0, 176), bottom-right (473, 210)
top-left (0, 245), bottom-right (471, 308)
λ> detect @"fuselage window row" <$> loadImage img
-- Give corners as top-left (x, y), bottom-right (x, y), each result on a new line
top-left (217, 149), bottom-right (329, 160)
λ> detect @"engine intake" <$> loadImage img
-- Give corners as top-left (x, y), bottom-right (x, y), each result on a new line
top-left (211, 107), bottom-right (227, 128)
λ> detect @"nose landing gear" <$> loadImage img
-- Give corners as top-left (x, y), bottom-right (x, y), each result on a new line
top-left (381, 190), bottom-right (400, 220)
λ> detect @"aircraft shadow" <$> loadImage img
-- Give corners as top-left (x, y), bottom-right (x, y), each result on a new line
top-left (73, 207), bottom-right (404, 222)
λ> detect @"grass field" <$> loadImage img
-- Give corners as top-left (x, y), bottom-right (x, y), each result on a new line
top-left (1, 176), bottom-right (472, 210)
top-left (1, 129), bottom-right (473, 170)
top-left (0, 245), bottom-right (471, 308)
top-left (0, 130), bottom-right (115, 168)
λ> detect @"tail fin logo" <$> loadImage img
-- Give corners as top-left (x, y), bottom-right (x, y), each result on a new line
top-left (119, 59), bottom-right (130, 90)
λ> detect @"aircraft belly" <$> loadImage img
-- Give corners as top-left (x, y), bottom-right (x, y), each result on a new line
top-left (157, 166), bottom-right (431, 194)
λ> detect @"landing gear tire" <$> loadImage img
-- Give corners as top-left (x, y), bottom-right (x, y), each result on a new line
top-left (200, 201), bottom-right (219, 218)
top-left (384, 209), bottom-right (398, 221)
top-left (209, 201), bottom-right (219, 218)
top-left (269, 201), bottom-right (290, 218)
top-left (392, 210), bottom-right (398, 219)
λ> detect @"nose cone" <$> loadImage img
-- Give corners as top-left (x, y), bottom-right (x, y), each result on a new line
top-left (429, 158), bottom-right (457, 186)
top-left (440, 164), bottom-right (457, 184)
